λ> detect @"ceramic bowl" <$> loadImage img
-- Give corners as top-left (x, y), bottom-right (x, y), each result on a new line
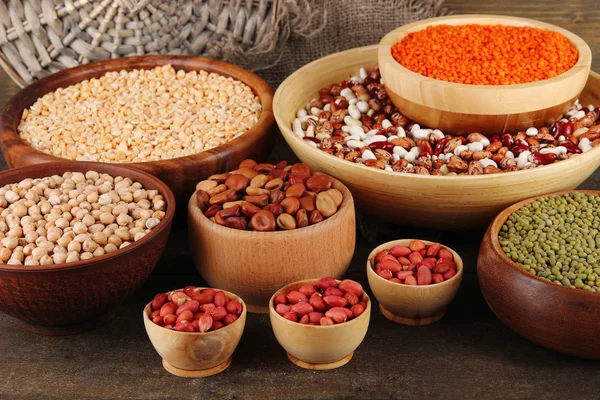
top-left (478, 190), bottom-right (600, 359)
top-left (378, 14), bottom-right (592, 135)
top-left (187, 177), bottom-right (355, 313)
top-left (367, 239), bottom-right (463, 325)
top-left (275, 44), bottom-right (600, 228)
top-left (143, 287), bottom-right (247, 377)
top-left (268, 279), bottom-right (371, 370)
top-left (0, 55), bottom-right (275, 203)
top-left (0, 161), bottom-right (175, 335)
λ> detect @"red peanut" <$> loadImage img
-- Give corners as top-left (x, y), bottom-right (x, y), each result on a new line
top-left (409, 251), bottom-right (423, 264)
top-left (283, 312), bottom-right (298, 322)
top-left (171, 291), bottom-right (191, 307)
top-left (323, 287), bottom-right (343, 297)
top-left (351, 303), bottom-right (365, 317)
top-left (396, 271), bottom-right (414, 280)
top-left (432, 274), bottom-right (444, 284)
top-left (214, 291), bottom-right (230, 308)
top-left (193, 293), bottom-right (214, 305)
top-left (176, 311), bottom-right (194, 323)
top-left (343, 292), bottom-right (359, 305)
top-left (417, 265), bottom-right (432, 285)
top-left (325, 307), bottom-right (348, 323)
top-left (323, 295), bottom-right (348, 308)
top-left (176, 300), bottom-right (200, 316)
top-left (151, 293), bottom-right (168, 311)
top-left (152, 316), bottom-right (164, 326)
top-left (316, 277), bottom-right (338, 290)
top-left (338, 279), bottom-right (364, 296)
top-left (175, 321), bottom-right (195, 332)
top-left (275, 294), bottom-right (287, 305)
top-left (210, 306), bottom-right (227, 321)
top-left (443, 269), bottom-right (457, 280)
top-left (320, 317), bottom-right (334, 326)
top-left (308, 312), bottom-right (325, 324)
top-left (376, 259), bottom-right (402, 273)
top-left (409, 240), bottom-right (426, 252)
top-left (224, 314), bottom-right (238, 326)
top-left (276, 303), bottom-right (291, 316)
top-left (291, 302), bottom-right (314, 316)
top-left (159, 302), bottom-right (177, 317)
top-left (226, 300), bottom-right (243, 316)
top-left (299, 314), bottom-right (310, 324)
top-left (309, 293), bottom-right (327, 312)
top-left (286, 290), bottom-right (308, 304)
top-left (374, 249), bottom-right (390, 263)
top-left (200, 303), bottom-right (216, 313)
top-left (389, 245), bottom-right (411, 257)
top-left (212, 321), bottom-right (224, 330)
top-left (426, 243), bottom-right (441, 257)
top-left (405, 276), bottom-right (417, 285)
top-left (198, 314), bottom-right (213, 332)
top-left (438, 248), bottom-right (453, 261)
top-left (163, 313), bottom-right (177, 325)
top-left (397, 256), bottom-right (411, 266)
top-left (298, 284), bottom-right (318, 297)
top-left (377, 269), bottom-right (393, 279)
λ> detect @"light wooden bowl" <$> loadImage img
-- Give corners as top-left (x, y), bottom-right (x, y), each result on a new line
top-left (143, 287), bottom-right (247, 378)
top-left (275, 45), bottom-right (600, 229)
top-left (269, 279), bottom-right (371, 370)
top-left (0, 162), bottom-right (175, 335)
top-left (187, 178), bottom-right (356, 314)
top-left (478, 190), bottom-right (600, 359)
top-left (0, 55), bottom-right (275, 204)
top-left (378, 14), bottom-right (592, 135)
top-left (366, 239), bottom-right (463, 325)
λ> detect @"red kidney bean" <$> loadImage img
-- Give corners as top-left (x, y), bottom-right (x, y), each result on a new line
top-left (323, 287), bottom-right (343, 297)
top-left (286, 290), bottom-right (308, 304)
top-left (550, 121), bottom-right (564, 139)
top-left (151, 293), bottom-right (168, 311)
top-left (564, 121), bottom-right (574, 137)
top-left (531, 152), bottom-right (557, 165)
top-left (433, 137), bottom-right (448, 156)
top-left (562, 142), bottom-right (582, 154)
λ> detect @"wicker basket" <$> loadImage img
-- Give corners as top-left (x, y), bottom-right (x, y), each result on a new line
top-left (0, 0), bottom-right (279, 87)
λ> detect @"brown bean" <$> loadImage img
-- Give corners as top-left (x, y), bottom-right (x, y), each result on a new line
top-left (245, 187), bottom-right (270, 196)
top-left (220, 205), bottom-right (241, 218)
top-left (225, 174), bottom-right (250, 192)
top-left (208, 173), bottom-right (230, 183)
top-left (270, 189), bottom-right (285, 204)
top-left (270, 169), bottom-right (288, 180)
top-left (281, 197), bottom-right (300, 215)
top-left (287, 174), bottom-right (306, 185)
top-left (291, 163), bottom-right (312, 178)
top-left (241, 201), bottom-right (261, 217)
top-left (308, 210), bottom-right (323, 225)
top-left (285, 183), bottom-right (306, 198)
top-left (244, 194), bottom-right (269, 207)
top-left (239, 159), bottom-right (257, 169)
top-left (265, 178), bottom-right (284, 191)
top-left (214, 210), bottom-right (227, 226)
top-left (326, 188), bottom-right (343, 207)
top-left (209, 189), bottom-right (238, 205)
top-left (296, 209), bottom-right (308, 228)
top-left (206, 183), bottom-right (227, 197)
top-left (254, 163), bottom-right (274, 174)
top-left (277, 213), bottom-right (296, 230)
top-left (236, 167), bottom-right (258, 180)
top-left (250, 174), bottom-right (271, 188)
top-left (196, 180), bottom-right (218, 192)
top-left (306, 174), bottom-right (333, 193)
top-left (196, 190), bottom-right (210, 210)
top-left (204, 204), bottom-right (222, 218)
top-left (223, 200), bottom-right (244, 209)
top-left (250, 210), bottom-right (276, 231)
top-left (299, 196), bottom-right (316, 212)
top-left (263, 203), bottom-right (283, 217)
top-left (316, 192), bottom-right (337, 217)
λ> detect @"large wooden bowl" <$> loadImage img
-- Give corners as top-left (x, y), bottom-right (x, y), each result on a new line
top-left (188, 178), bottom-right (356, 314)
top-left (366, 239), bottom-right (463, 326)
top-left (0, 55), bottom-right (275, 203)
top-left (378, 15), bottom-right (592, 135)
top-left (143, 287), bottom-right (247, 378)
top-left (0, 162), bottom-right (175, 335)
top-left (275, 45), bottom-right (600, 229)
top-left (478, 190), bottom-right (600, 359)
top-left (269, 279), bottom-right (371, 370)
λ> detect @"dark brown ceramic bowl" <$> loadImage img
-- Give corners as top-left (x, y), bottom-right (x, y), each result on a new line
top-left (478, 190), bottom-right (600, 359)
top-left (0, 162), bottom-right (175, 335)
top-left (0, 55), bottom-right (275, 204)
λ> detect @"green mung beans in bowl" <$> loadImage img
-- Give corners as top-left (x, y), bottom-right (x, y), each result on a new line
top-left (498, 192), bottom-right (600, 292)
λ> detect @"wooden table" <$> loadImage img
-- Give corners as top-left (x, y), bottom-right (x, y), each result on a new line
top-left (1, 1), bottom-right (600, 399)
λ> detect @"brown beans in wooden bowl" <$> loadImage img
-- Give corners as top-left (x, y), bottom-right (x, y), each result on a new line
top-left (0, 56), bottom-right (275, 204)
top-left (188, 160), bottom-right (356, 313)
top-left (0, 162), bottom-right (175, 335)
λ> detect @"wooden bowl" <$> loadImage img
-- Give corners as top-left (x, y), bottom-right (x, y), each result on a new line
top-left (268, 279), bottom-right (371, 370)
top-left (0, 161), bottom-right (175, 335)
top-left (0, 55), bottom-right (275, 203)
top-left (143, 287), bottom-right (247, 378)
top-left (478, 190), bottom-right (600, 359)
top-left (366, 239), bottom-right (463, 325)
top-left (188, 178), bottom-right (355, 313)
top-left (275, 44), bottom-right (600, 229)
top-left (378, 15), bottom-right (592, 135)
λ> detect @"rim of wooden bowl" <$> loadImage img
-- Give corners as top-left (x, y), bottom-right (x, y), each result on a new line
top-left (366, 239), bottom-right (463, 289)
top-left (143, 287), bottom-right (247, 336)
top-left (0, 55), bottom-right (274, 168)
top-left (378, 14), bottom-right (591, 114)
top-left (188, 175), bottom-right (354, 236)
top-left (487, 189), bottom-right (600, 297)
top-left (274, 43), bottom-right (600, 182)
top-left (0, 161), bottom-right (175, 272)
top-left (268, 278), bottom-right (371, 328)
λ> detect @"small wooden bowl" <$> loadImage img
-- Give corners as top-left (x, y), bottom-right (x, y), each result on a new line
top-left (269, 279), bottom-right (371, 370)
top-left (366, 239), bottom-right (463, 325)
top-left (478, 190), bottom-right (600, 359)
top-left (275, 44), bottom-right (600, 228)
top-left (0, 55), bottom-right (275, 203)
top-left (143, 287), bottom-right (247, 378)
top-left (378, 15), bottom-right (592, 135)
top-left (0, 161), bottom-right (175, 335)
top-left (188, 178), bottom-right (355, 313)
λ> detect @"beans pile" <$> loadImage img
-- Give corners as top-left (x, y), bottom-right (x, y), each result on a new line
top-left (499, 193), bottom-right (600, 292)
top-left (196, 160), bottom-right (342, 231)
top-left (292, 66), bottom-right (600, 175)
top-left (274, 278), bottom-right (366, 325)
top-left (0, 171), bottom-right (165, 266)
top-left (391, 25), bottom-right (578, 85)
top-left (372, 240), bottom-right (458, 285)
top-left (18, 65), bottom-right (262, 163)
top-left (149, 287), bottom-right (243, 332)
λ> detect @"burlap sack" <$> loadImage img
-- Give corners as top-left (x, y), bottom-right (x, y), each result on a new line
top-left (240, 0), bottom-right (447, 86)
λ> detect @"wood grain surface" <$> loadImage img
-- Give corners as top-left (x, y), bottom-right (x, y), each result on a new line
top-left (1, 1), bottom-right (600, 399)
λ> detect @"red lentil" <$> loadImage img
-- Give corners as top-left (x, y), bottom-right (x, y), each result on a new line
top-left (391, 24), bottom-right (579, 85)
